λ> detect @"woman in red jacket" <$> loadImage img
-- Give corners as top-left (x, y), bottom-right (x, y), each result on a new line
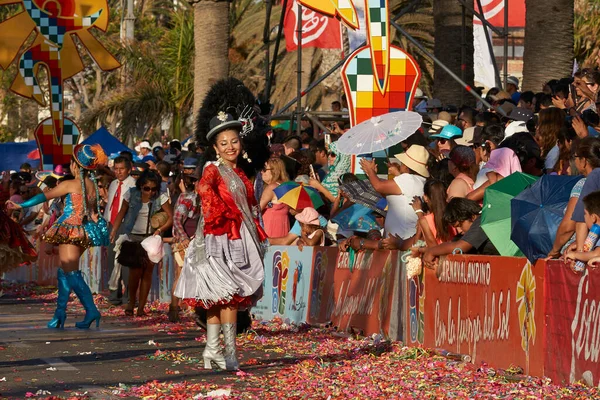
top-left (176, 112), bottom-right (266, 371)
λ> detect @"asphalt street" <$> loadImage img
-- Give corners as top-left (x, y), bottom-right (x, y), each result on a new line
top-left (0, 293), bottom-right (287, 399)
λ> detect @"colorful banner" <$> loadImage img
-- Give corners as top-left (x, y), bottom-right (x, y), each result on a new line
top-left (473, 0), bottom-right (525, 28)
top-left (253, 246), bottom-right (315, 324)
top-left (284, 0), bottom-right (342, 52)
top-left (544, 260), bottom-right (600, 387)
top-left (412, 255), bottom-right (544, 376)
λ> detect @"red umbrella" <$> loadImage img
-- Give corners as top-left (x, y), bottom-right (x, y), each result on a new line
top-left (27, 149), bottom-right (40, 160)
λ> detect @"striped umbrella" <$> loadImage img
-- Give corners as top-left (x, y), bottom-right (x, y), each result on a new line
top-left (273, 181), bottom-right (324, 210)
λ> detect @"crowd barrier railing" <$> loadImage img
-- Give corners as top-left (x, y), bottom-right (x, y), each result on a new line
top-left (3, 245), bottom-right (600, 385)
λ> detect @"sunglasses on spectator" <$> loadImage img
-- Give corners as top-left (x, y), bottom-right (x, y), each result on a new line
top-left (437, 139), bottom-right (448, 145)
top-left (328, 152), bottom-right (336, 157)
top-left (262, 167), bottom-right (272, 172)
top-left (97, 185), bottom-right (105, 189)
top-left (143, 186), bottom-right (158, 193)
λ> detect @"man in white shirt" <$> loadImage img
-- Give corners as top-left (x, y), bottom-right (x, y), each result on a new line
top-left (105, 156), bottom-right (136, 305)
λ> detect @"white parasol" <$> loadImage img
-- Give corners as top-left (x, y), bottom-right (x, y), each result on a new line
top-left (336, 111), bottom-right (423, 155)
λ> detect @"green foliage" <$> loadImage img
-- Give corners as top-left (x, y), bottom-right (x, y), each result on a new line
top-left (0, 125), bottom-right (15, 142)
top-left (82, 7), bottom-right (195, 140)
top-left (574, 0), bottom-right (600, 66)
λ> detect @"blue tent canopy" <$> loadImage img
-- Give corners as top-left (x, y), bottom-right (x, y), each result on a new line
top-left (0, 140), bottom-right (38, 172)
top-left (82, 127), bottom-right (133, 155)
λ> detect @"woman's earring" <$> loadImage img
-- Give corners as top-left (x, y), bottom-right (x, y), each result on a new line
top-left (242, 151), bottom-right (252, 163)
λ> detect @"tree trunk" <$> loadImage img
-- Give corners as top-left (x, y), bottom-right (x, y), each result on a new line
top-left (193, 0), bottom-right (231, 116)
top-left (319, 49), bottom-right (343, 111)
top-left (433, 0), bottom-right (474, 107)
top-left (522, 0), bottom-right (574, 92)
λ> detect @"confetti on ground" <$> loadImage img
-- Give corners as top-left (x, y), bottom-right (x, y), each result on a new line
top-left (3, 280), bottom-right (600, 399)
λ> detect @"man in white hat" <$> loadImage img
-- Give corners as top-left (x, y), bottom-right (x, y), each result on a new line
top-left (359, 145), bottom-right (429, 241)
top-left (412, 88), bottom-right (428, 114)
top-left (138, 141), bottom-right (156, 163)
top-left (506, 76), bottom-right (521, 103)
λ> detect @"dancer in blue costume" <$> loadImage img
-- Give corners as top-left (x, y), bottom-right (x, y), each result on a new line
top-left (8, 144), bottom-right (109, 329)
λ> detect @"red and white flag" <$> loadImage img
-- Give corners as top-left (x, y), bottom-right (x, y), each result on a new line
top-left (284, 0), bottom-right (342, 51)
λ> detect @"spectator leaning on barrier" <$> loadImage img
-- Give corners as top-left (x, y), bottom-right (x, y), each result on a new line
top-left (564, 191), bottom-right (600, 267)
top-left (360, 145), bottom-right (429, 249)
top-left (411, 179), bottom-right (455, 247)
top-left (548, 137), bottom-right (597, 258)
top-left (417, 198), bottom-right (499, 269)
top-left (570, 137), bottom-right (600, 254)
top-left (268, 208), bottom-right (328, 246)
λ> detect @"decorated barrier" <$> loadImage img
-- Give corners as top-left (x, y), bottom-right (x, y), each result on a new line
top-left (3, 244), bottom-right (174, 302)
top-left (544, 260), bottom-right (600, 387)
top-left (405, 255), bottom-right (544, 376)
top-left (254, 246), bottom-right (404, 340)
top-left (5, 244), bottom-right (600, 384)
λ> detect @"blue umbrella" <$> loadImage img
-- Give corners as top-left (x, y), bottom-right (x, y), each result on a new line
top-left (511, 174), bottom-right (583, 263)
top-left (332, 204), bottom-right (380, 233)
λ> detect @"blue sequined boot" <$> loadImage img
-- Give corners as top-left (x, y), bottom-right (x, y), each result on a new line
top-left (66, 270), bottom-right (101, 329)
top-left (47, 268), bottom-right (70, 329)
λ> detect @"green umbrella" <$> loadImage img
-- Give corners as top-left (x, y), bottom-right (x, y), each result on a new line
top-left (480, 172), bottom-right (539, 256)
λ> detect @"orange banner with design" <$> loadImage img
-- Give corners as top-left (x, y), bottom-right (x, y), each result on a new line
top-left (408, 255), bottom-right (545, 377)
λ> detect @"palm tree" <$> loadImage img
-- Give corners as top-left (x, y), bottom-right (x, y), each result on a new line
top-left (192, 0), bottom-right (231, 114)
top-left (81, 9), bottom-right (194, 140)
top-left (432, 0), bottom-right (474, 107)
top-left (522, 0), bottom-right (574, 92)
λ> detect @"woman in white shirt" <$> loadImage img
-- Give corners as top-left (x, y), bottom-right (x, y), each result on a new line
top-left (110, 170), bottom-right (173, 317)
top-left (360, 145), bottom-right (430, 248)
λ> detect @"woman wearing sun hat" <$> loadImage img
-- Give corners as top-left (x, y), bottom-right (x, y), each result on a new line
top-left (360, 145), bottom-right (430, 248)
top-left (8, 144), bottom-right (109, 330)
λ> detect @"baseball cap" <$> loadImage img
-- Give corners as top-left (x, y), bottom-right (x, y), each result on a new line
top-left (504, 121), bottom-right (529, 138)
top-left (163, 154), bottom-right (178, 164)
top-left (429, 124), bottom-right (463, 140)
top-left (437, 111), bottom-right (453, 123)
top-left (454, 126), bottom-right (483, 146)
top-left (183, 157), bottom-right (198, 169)
top-left (414, 88), bottom-right (428, 100)
top-left (426, 98), bottom-right (442, 109)
top-left (428, 119), bottom-right (449, 134)
top-left (507, 76), bottom-right (520, 88)
top-left (508, 107), bottom-right (533, 122)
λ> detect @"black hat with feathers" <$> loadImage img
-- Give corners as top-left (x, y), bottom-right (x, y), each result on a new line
top-left (195, 78), bottom-right (270, 179)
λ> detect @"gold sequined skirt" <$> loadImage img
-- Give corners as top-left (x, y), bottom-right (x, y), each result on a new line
top-left (43, 222), bottom-right (92, 249)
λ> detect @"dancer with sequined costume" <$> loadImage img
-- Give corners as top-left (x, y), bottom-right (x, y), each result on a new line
top-left (7, 144), bottom-right (109, 329)
top-left (176, 112), bottom-right (267, 370)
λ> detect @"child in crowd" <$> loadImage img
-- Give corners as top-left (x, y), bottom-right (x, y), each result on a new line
top-left (417, 198), bottom-right (499, 268)
top-left (565, 191), bottom-right (600, 266)
top-left (412, 179), bottom-right (455, 247)
top-left (295, 207), bottom-right (325, 249)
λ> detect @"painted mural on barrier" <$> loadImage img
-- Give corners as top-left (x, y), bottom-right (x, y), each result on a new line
top-left (407, 269), bottom-right (426, 345)
top-left (253, 246), bottom-right (314, 324)
top-left (545, 260), bottom-right (600, 387)
top-left (414, 255), bottom-right (544, 377)
top-left (329, 249), bottom-right (399, 337)
top-left (307, 247), bottom-right (336, 325)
